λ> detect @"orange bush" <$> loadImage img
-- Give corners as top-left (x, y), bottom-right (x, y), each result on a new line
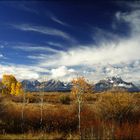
top-left (71, 77), bottom-right (93, 98)
top-left (94, 92), bottom-right (138, 122)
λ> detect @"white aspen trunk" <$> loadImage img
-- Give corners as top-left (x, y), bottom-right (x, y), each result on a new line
top-left (21, 84), bottom-right (26, 133)
top-left (77, 93), bottom-right (82, 140)
top-left (40, 77), bottom-right (45, 133)
top-left (78, 99), bottom-right (81, 134)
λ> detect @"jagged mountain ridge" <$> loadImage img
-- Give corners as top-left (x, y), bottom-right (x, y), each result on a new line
top-left (22, 79), bottom-right (72, 92)
top-left (94, 77), bottom-right (140, 92)
top-left (21, 77), bottom-right (140, 92)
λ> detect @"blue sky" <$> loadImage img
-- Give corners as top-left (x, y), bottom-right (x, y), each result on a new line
top-left (0, 1), bottom-right (140, 82)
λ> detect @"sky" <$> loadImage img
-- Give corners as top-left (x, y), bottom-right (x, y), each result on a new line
top-left (0, 0), bottom-right (140, 83)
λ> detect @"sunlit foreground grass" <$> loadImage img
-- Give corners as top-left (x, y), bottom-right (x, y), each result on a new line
top-left (0, 132), bottom-right (79, 139)
top-left (0, 92), bottom-right (140, 139)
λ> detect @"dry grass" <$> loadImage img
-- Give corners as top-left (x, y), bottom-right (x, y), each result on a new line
top-left (0, 132), bottom-right (80, 140)
top-left (94, 92), bottom-right (139, 122)
top-left (0, 100), bottom-right (78, 133)
top-left (11, 92), bottom-right (71, 104)
top-left (0, 91), bottom-right (140, 139)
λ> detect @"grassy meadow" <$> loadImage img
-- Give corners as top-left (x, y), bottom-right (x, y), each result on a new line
top-left (0, 91), bottom-right (140, 139)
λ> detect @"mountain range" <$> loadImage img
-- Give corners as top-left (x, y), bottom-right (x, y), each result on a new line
top-left (21, 77), bottom-right (140, 92)
top-left (94, 77), bottom-right (140, 92)
top-left (21, 79), bottom-right (72, 92)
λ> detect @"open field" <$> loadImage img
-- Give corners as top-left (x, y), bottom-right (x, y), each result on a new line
top-left (0, 92), bottom-right (140, 139)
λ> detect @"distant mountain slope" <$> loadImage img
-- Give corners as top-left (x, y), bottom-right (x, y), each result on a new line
top-left (21, 77), bottom-right (140, 92)
top-left (38, 79), bottom-right (72, 92)
top-left (22, 80), bottom-right (40, 92)
top-left (94, 77), bottom-right (140, 92)
top-left (21, 79), bottom-right (72, 92)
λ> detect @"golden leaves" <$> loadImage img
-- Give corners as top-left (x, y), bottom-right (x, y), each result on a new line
top-left (1, 74), bottom-right (22, 95)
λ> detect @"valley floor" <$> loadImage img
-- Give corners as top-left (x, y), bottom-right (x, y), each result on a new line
top-left (0, 92), bottom-right (140, 139)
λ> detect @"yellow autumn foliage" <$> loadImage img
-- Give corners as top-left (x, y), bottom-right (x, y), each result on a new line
top-left (71, 77), bottom-right (93, 98)
top-left (2, 74), bottom-right (17, 93)
top-left (15, 82), bottom-right (22, 95)
top-left (11, 83), bottom-right (16, 95)
top-left (1, 74), bottom-right (22, 95)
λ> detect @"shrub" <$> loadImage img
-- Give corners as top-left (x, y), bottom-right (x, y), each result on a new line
top-left (25, 93), bottom-right (40, 103)
top-left (71, 77), bottom-right (93, 98)
top-left (0, 99), bottom-right (78, 133)
top-left (94, 92), bottom-right (137, 122)
top-left (59, 95), bottom-right (71, 104)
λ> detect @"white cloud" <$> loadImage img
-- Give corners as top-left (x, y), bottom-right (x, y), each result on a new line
top-left (40, 38), bottom-right (140, 67)
top-left (45, 10), bottom-right (70, 26)
top-left (38, 8), bottom-right (140, 82)
top-left (50, 15), bottom-right (69, 26)
top-left (27, 54), bottom-right (49, 60)
top-left (47, 42), bottom-right (64, 48)
top-left (0, 64), bottom-right (76, 82)
top-left (92, 27), bottom-right (120, 42)
top-left (116, 10), bottom-right (140, 33)
top-left (12, 24), bottom-right (76, 42)
top-left (1, 6), bottom-right (140, 83)
top-left (0, 64), bottom-right (49, 80)
top-left (0, 54), bottom-right (4, 58)
top-left (50, 66), bottom-right (76, 79)
top-left (14, 45), bottom-right (61, 53)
